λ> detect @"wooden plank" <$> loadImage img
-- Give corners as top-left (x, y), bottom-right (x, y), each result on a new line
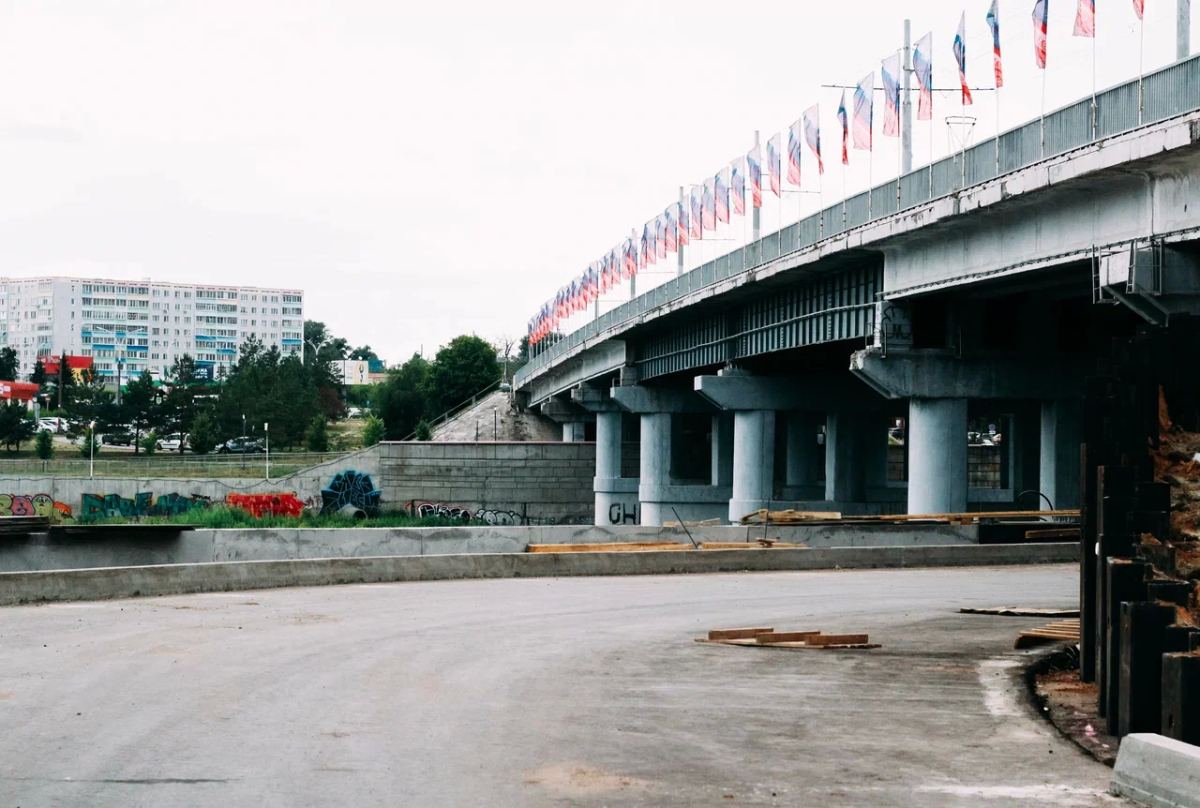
top-left (663, 518), bottom-right (721, 527)
top-left (754, 631), bottom-right (822, 644)
top-left (695, 638), bottom-right (880, 650)
top-left (526, 542), bottom-right (692, 554)
top-left (740, 509), bottom-right (842, 524)
top-left (698, 542), bottom-right (807, 550)
top-left (806, 633), bottom-right (871, 646)
top-left (958, 607), bottom-right (1080, 617)
top-left (1024, 528), bottom-right (1082, 539)
top-left (847, 509), bottom-right (1080, 522)
top-left (707, 627), bottom-right (773, 641)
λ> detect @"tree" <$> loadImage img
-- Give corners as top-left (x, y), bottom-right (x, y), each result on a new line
top-left (161, 354), bottom-right (202, 448)
top-left (140, 431), bottom-right (158, 455)
top-left (120, 372), bottom-right (163, 455)
top-left (0, 402), bottom-right (36, 452)
top-left (517, 335), bottom-right (530, 364)
top-left (362, 415), bottom-right (384, 447)
top-left (494, 334), bottom-right (518, 385)
top-left (305, 414), bottom-right (329, 452)
top-left (303, 321), bottom-right (349, 389)
top-left (52, 351), bottom-right (77, 410)
top-left (78, 426), bottom-right (100, 459)
top-left (0, 348), bottom-right (17, 382)
top-left (30, 360), bottom-right (47, 402)
top-left (65, 368), bottom-right (117, 440)
top-left (374, 353), bottom-right (430, 440)
top-left (425, 335), bottom-right (501, 416)
top-left (414, 419), bottom-right (433, 441)
top-left (349, 345), bottom-right (379, 361)
top-left (35, 429), bottom-right (54, 460)
top-left (188, 412), bottom-right (216, 455)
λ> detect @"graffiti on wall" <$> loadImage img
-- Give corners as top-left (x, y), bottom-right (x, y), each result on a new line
top-left (404, 501), bottom-right (591, 526)
top-left (225, 493), bottom-right (307, 518)
top-left (320, 470), bottom-right (382, 516)
top-left (607, 502), bottom-right (640, 525)
top-left (0, 493), bottom-right (74, 523)
top-left (80, 492), bottom-right (211, 519)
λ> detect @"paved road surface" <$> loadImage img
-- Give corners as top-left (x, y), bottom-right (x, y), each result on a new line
top-left (0, 565), bottom-right (1124, 807)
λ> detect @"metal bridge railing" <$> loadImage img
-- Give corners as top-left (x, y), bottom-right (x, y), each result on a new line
top-left (517, 53), bottom-right (1200, 390)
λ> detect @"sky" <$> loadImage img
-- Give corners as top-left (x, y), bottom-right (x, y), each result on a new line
top-left (0, 1), bottom-right (1188, 363)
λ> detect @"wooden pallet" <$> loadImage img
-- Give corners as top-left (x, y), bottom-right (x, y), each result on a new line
top-left (1014, 618), bottom-right (1082, 649)
top-left (696, 627), bottom-right (880, 651)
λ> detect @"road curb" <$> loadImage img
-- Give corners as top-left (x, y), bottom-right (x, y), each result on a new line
top-left (0, 542), bottom-right (1080, 606)
top-left (1111, 733), bottom-right (1200, 807)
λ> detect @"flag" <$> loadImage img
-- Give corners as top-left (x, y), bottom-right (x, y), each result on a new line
top-left (643, 222), bottom-right (656, 266)
top-left (766, 133), bottom-right (782, 196)
top-left (955, 13), bottom-right (974, 105)
top-left (1134, 0), bottom-right (1144, 20)
top-left (639, 226), bottom-right (649, 271)
top-left (1074, 0), bottom-right (1094, 36)
top-left (715, 167), bottom-right (730, 224)
top-left (655, 215), bottom-right (667, 259)
top-left (1033, 0), bottom-right (1049, 68)
top-left (837, 91), bottom-right (849, 165)
top-left (803, 105), bottom-right (824, 175)
top-left (914, 32), bottom-right (933, 121)
top-left (787, 120), bottom-right (803, 186)
top-left (677, 201), bottom-right (690, 247)
top-left (882, 54), bottom-right (901, 136)
top-left (987, 0), bottom-right (1004, 88)
top-left (624, 238), bottom-right (635, 277)
top-left (702, 177), bottom-right (716, 231)
top-left (690, 186), bottom-right (703, 238)
top-left (747, 145), bottom-right (763, 208)
top-left (854, 72), bottom-right (874, 151)
top-left (664, 207), bottom-right (678, 253)
top-left (730, 158), bottom-right (746, 216)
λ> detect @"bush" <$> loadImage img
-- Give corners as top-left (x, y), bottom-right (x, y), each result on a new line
top-left (305, 415), bottom-right (329, 452)
top-left (414, 419), bottom-right (433, 441)
top-left (35, 429), bottom-right (54, 460)
top-left (362, 415), bottom-right (384, 447)
top-left (78, 428), bottom-right (100, 459)
top-left (141, 431), bottom-right (158, 455)
top-left (188, 413), bottom-right (216, 455)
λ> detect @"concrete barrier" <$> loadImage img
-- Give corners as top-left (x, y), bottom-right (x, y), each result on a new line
top-left (0, 542), bottom-right (1078, 606)
top-left (0, 523), bottom-right (980, 573)
top-left (1111, 733), bottom-right (1200, 807)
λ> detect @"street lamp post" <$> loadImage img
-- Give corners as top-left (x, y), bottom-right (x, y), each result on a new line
top-left (242, 414), bottom-right (246, 470)
top-left (89, 420), bottom-right (96, 478)
top-left (264, 422), bottom-right (269, 480)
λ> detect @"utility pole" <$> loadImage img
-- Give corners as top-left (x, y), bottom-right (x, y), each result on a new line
top-left (752, 131), bottom-right (761, 243)
top-left (1180, 0), bottom-right (1192, 60)
top-left (902, 19), bottom-right (913, 175)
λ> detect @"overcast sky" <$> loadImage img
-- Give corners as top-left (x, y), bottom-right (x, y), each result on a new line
top-left (0, 1), bottom-right (1187, 362)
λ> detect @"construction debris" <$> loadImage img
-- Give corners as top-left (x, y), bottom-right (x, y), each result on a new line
top-left (738, 508), bottom-right (1079, 526)
top-left (527, 542), bottom-right (692, 553)
top-left (663, 518), bottom-right (722, 528)
top-left (741, 510), bottom-right (841, 525)
top-left (697, 540), bottom-right (807, 550)
top-left (696, 626), bottom-right (880, 650)
top-left (1014, 618), bottom-right (1082, 649)
top-left (959, 607), bottom-right (1081, 617)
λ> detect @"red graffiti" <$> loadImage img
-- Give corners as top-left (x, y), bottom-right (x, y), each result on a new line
top-left (225, 493), bottom-right (306, 518)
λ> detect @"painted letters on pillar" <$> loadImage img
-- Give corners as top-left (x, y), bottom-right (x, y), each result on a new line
top-left (80, 492), bottom-right (211, 519)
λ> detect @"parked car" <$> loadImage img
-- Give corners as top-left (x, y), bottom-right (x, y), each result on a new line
top-left (101, 431), bottom-right (135, 447)
top-left (156, 433), bottom-right (188, 452)
top-left (347, 407), bottom-right (363, 419)
top-left (38, 417), bottom-right (68, 434)
top-left (217, 436), bottom-right (265, 454)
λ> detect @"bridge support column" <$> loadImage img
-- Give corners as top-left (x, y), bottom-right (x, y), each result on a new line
top-left (571, 386), bottom-right (639, 526)
top-left (1040, 400), bottom-right (1082, 511)
top-left (562, 422), bottom-right (587, 442)
top-left (712, 413), bottom-right (734, 487)
top-left (908, 398), bottom-right (968, 515)
top-left (825, 412), bottom-right (867, 504)
top-left (729, 410), bottom-right (776, 523)
top-left (639, 413), bottom-right (673, 526)
top-left (785, 412), bottom-right (824, 499)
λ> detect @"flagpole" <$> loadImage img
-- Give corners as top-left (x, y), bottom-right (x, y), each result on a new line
top-left (1091, 26), bottom-right (1098, 141)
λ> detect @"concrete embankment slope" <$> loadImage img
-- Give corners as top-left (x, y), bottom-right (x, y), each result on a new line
top-left (0, 542), bottom-right (1078, 605)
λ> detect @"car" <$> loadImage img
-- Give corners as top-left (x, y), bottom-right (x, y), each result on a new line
top-left (101, 431), bottom-right (136, 447)
top-left (347, 407), bottom-right (363, 419)
top-left (38, 418), bottom-right (68, 434)
top-left (217, 436), bottom-right (265, 454)
top-left (156, 433), bottom-right (188, 452)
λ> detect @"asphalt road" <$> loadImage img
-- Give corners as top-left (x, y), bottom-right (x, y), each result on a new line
top-left (0, 564), bottom-right (1125, 807)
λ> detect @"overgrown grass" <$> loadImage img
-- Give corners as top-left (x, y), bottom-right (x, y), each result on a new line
top-left (76, 506), bottom-right (466, 529)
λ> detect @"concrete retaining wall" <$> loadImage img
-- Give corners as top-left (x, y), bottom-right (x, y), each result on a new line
top-left (0, 523), bottom-right (981, 572)
top-left (0, 542), bottom-right (1080, 606)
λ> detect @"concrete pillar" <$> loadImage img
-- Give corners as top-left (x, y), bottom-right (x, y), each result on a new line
top-left (825, 412), bottom-right (867, 504)
top-left (907, 398), bottom-right (968, 514)
top-left (640, 413), bottom-right (671, 487)
top-left (562, 422), bottom-right (586, 442)
top-left (1040, 400), bottom-right (1082, 511)
top-left (593, 411), bottom-right (638, 526)
top-left (729, 410), bottom-right (775, 523)
top-left (711, 413), bottom-right (734, 487)
top-left (786, 412), bottom-right (823, 487)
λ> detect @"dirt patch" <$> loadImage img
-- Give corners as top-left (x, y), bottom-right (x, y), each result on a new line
top-left (293, 613), bottom-right (341, 625)
top-left (523, 763), bottom-right (649, 795)
top-left (1027, 650), bottom-right (1119, 767)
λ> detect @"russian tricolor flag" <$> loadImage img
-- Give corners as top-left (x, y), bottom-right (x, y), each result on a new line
top-left (882, 54), bottom-right (901, 137)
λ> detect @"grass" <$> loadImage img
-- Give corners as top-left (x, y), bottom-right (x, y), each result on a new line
top-left (77, 506), bottom-right (465, 529)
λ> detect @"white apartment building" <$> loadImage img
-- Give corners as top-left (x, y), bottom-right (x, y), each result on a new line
top-left (0, 277), bottom-right (305, 381)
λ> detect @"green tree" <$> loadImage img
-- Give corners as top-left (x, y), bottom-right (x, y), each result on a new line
top-left (160, 354), bottom-right (202, 449)
top-left (188, 412), bottom-right (217, 454)
top-left (51, 352), bottom-right (77, 410)
top-left (30, 360), bottom-right (48, 405)
top-left (78, 426), bottom-right (100, 459)
top-left (0, 402), bottom-right (36, 452)
top-left (0, 347), bottom-right (17, 382)
top-left (140, 431), bottom-right (158, 455)
top-left (35, 429), bottom-right (54, 460)
top-left (361, 415), bottom-right (384, 447)
top-left (425, 335), bottom-right (501, 416)
top-left (374, 353), bottom-right (430, 440)
top-left (120, 372), bottom-right (163, 455)
top-left (303, 321), bottom-right (349, 390)
top-left (414, 419), bottom-right (433, 441)
top-left (65, 369), bottom-right (116, 440)
top-left (349, 345), bottom-right (379, 361)
top-left (305, 414), bottom-right (329, 452)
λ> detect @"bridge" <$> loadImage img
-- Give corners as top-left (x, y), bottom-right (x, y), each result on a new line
top-left (514, 52), bottom-right (1200, 527)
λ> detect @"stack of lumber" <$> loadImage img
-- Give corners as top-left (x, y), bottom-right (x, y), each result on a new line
top-left (695, 626), bottom-right (879, 650)
top-left (739, 508), bottom-right (1080, 526)
top-left (0, 516), bottom-right (51, 535)
top-left (1014, 617), bottom-right (1082, 649)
